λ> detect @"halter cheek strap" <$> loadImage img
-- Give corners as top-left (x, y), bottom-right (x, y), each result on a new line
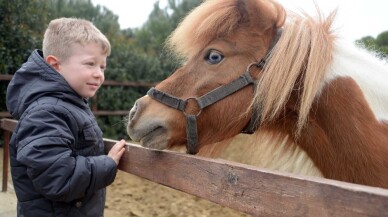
top-left (147, 62), bottom-right (262, 154)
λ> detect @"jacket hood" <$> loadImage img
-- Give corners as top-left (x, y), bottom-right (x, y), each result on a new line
top-left (6, 50), bottom-right (88, 119)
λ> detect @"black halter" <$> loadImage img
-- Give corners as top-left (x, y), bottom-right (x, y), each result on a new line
top-left (147, 29), bottom-right (282, 154)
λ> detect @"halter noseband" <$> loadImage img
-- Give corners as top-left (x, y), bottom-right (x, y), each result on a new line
top-left (147, 29), bottom-right (282, 154)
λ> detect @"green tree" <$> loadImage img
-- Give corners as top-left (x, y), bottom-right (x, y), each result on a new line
top-left (0, 0), bottom-right (49, 74)
top-left (375, 31), bottom-right (388, 55)
top-left (0, 0), bottom-right (50, 145)
top-left (167, 0), bottom-right (203, 28)
top-left (47, 0), bottom-right (121, 38)
top-left (356, 31), bottom-right (388, 58)
top-left (133, 0), bottom-right (203, 79)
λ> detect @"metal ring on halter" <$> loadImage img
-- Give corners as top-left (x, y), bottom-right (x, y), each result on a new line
top-left (183, 97), bottom-right (202, 117)
top-left (246, 59), bottom-right (265, 74)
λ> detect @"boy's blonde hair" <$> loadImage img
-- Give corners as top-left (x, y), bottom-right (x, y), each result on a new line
top-left (43, 17), bottom-right (111, 60)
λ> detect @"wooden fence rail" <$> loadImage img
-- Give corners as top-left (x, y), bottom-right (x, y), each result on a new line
top-left (1, 118), bottom-right (388, 216)
top-left (0, 74), bottom-right (156, 118)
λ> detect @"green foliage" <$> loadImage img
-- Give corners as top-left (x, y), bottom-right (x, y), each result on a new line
top-left (0, 0), bottom-right (48, 74)
top-left (356, 36), bottom-right (377, 49)
top-left (96, 116), bottom-right (129, 140)
top-left (47, 0), bottom-right (121, 37)
top-left (167, 0), bottom-right (203, 28)
top-left (107, 42), bottom-right (164, 82)
top-left (375, 31), bottom-right (388, 55)
top-left (0, 0), bottom-right (49, 129)
top-left (0, 81), bottom-right (8, 119)
top-left (95, 86), bottom-right (147, 139)
top-left (376, 31), bottom-right (388, 45)
top-left (356, 31), bottom-right (388, 59)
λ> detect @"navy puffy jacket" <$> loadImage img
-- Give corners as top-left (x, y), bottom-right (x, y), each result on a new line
top-left (6, 50), bottom-right (117, 217)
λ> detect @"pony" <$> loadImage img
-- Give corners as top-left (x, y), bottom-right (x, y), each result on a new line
top-left (126, 0), bottom-right (388, 189)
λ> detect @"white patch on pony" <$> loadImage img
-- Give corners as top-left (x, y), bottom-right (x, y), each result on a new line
top-left (325, 39), bottom-right (388, 122)
top-left (214, 132), bottom-right (323, 177)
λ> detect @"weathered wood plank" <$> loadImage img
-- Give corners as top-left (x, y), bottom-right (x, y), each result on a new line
top-left (0, 119), bottom-right (17, 132)
top-left (0, 74), bottom-right (13, 81)
top-left (105, 139), bottom-right (388, 217)
top-left (92, 110), bottom-right (129, 116)
top-left (102, 80), bottom-right (156, 87)
top-left (0, 74), bottom-right (155, 87)
top-left (0, 112), bottom-right (11, 118)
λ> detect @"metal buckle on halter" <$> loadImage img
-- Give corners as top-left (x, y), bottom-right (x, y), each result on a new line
top-left (182, 97), bottom-right (202, 117)
top-left (246, 60), bottom-right (265, 73)
top-left (241, 61), bottom-right (262, 134)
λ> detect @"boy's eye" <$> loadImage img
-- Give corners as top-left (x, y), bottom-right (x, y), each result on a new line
top-left (86, 62), bottom-right (95, 66)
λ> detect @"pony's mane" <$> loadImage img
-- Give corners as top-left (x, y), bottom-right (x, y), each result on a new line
top-left (166, 0), bottom-right (243, 60)
top-left (254, 10), bottom-right (336, 134)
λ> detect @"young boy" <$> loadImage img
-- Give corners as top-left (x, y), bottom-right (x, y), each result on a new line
top-left (6, 17), bottom-right (126, 217)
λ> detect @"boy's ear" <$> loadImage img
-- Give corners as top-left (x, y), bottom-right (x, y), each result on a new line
top-left (45, 55), bottom-right (60, 71)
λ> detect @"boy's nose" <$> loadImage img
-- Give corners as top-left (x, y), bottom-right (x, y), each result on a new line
top-left (93, 68), bottom-right (104, 77)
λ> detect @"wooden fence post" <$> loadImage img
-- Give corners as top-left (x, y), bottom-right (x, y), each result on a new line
top-left (2, 130), bottom-right (10, 192)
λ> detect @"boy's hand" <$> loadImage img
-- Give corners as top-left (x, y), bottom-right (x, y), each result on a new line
top-left (108, 139), bottom-right (126, 165)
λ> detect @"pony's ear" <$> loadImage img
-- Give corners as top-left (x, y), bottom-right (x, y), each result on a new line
top-left (243, 0), bottom-right (287, 30)
top-left (270, 0), bottom-right (286, 28)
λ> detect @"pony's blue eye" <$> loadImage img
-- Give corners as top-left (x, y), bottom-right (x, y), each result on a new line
top-left (206, 50), bottom-right (224, 64)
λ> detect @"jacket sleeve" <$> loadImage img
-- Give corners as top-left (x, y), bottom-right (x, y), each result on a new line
top-left (15, 107), bottom-right (117, 202)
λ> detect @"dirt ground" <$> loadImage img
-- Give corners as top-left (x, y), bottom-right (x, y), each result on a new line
top-left (104, 171), bottom-right (249, 217)
top-left (0, 147), bottom-right (249, 217)
top-left (104, 138), bottom-right (250, 217)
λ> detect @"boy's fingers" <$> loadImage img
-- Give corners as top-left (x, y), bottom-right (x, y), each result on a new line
top-left (119, 148), bottom-right (125, 156)
top-left (118, 139), bottom-right (126, 146)
top-left (109, 140), bottom-right (126, 155)
top-left (113, 140), bottom-right (126, 149)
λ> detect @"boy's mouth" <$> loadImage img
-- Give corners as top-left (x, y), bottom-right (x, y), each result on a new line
top-left (87, 82), bottom-right (99, 87)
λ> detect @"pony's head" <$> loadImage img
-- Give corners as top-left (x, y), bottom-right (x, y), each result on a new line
top-left (127, 0), bottom-right (334, 154)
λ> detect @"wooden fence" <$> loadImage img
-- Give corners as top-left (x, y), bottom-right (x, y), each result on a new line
top-left (0, 74), bottom-right (155, 117)
top-left (1, 118), bottom-right (388, 216)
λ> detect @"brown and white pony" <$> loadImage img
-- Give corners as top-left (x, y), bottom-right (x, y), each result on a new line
top-left (126, 0), bottom-right (388, 188)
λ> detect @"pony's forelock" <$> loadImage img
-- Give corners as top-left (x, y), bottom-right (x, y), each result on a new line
top-left (166, 0), bottom-right (241, 61)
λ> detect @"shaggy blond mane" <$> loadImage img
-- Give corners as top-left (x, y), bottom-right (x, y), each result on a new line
top-left (255, 11), bottom-right (336, 134)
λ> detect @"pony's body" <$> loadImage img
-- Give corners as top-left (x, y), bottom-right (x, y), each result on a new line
top-left (330, 41), bottom-right (388, 120)
top-left (127, 0), bottom-right (388, 188)
top-left (197, 133), bottom-right (323, 177)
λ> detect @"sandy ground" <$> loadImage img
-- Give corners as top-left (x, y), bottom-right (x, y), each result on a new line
top-left (0, 190), bottom-right (17, 217)
top-left (104, 171), bottom-right (249, 217)
top-left (0, 147), bottom-right (249, 217)
top-left (0, 148), bottom-right (17, 217)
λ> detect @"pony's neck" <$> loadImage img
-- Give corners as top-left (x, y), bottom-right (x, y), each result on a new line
top-left (293, 76), bottom-right (388, 188)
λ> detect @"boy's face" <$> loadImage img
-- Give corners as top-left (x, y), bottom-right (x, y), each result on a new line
top-left (54, 43), bottom-right (107, 98)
